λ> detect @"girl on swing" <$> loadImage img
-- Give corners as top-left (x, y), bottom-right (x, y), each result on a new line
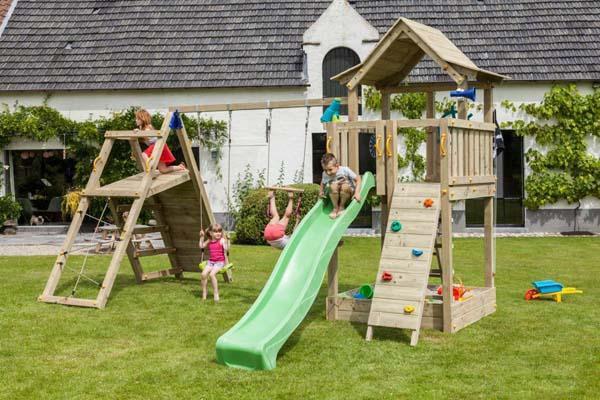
top-left (134, 109), bottom-right (186, 174)
top-left (263, 190), bottom-right (299, 250)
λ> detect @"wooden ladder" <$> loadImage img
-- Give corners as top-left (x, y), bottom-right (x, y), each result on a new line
top-left (366, 182), bottom-right (442, 346)
top-left (38, 111), bottom-right (214, 308)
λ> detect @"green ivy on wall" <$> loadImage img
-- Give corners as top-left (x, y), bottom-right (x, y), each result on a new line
top-left (501, 84), bottom-right (600, 209)
top-left (0, 103), bottom-right (228, 217)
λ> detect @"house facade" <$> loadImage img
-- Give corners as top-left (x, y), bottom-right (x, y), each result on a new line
top-left (0, 0), bottom-right (598, 232)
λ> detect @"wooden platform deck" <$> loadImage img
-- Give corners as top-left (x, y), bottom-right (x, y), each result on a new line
top-left (330, 286), bottom-right (496, 333)
top-left (84, 171), bottom-right (190, 198)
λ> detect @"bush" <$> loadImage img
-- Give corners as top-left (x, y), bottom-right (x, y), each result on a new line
top-left (0, 196), bottom-right (22, 223)
top-left (234, 183), bottom-right (320, 245)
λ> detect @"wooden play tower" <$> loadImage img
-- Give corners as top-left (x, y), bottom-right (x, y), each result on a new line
top-left (39, 112), bottom-right (215, 309)
top-left (324, 18), bottom-right (508, 344)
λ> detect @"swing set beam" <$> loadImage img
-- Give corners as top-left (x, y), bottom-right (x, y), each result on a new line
top-left (169, 97), bottom-right (355, 113)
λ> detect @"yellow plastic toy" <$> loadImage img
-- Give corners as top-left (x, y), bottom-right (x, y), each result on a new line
top-left (199, 261), bottom-right (235, 283)
top-left (525, 287), bottom-right (583, 303)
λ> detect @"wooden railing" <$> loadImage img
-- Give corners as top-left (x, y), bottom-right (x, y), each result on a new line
top-left (326, 118), bottom-right (496, 201)
top-left (440, 119), bottom-right (496, 200)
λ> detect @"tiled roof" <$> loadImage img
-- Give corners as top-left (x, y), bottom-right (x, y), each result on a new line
top-left (0, 1), bottom-right (598, 91)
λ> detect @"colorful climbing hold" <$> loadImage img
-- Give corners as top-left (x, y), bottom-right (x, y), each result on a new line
top-left (412, 249), bottom-right (423, 257)
top-left (381, 271), bottom-right (393, 282)
top-left (404, 305), bottom-right (415, 314)
top-left (423, 198), bottom-right (434, 208)
top-left (390, 220), bottom-right (402, 232)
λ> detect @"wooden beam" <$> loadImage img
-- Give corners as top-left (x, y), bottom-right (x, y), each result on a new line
top-left (134, 247), bottom-right (177, 258)
top-left (484, 87), bottom-right (496, 288)
top-left (381, 89), bottom-right (391, 120)
top-left (265, 186), bottom-right (305, 193)
top-left (326, 247), bottom-right (339, 321)
top-left (142, 268), bottom-right (184, 281)
top-left (439, 119), bottom-right (453, 333)
top-left (170, 97), bottom-right (351, 113)
top-left (348, 87), bottom-right (360, 173)
top-left (425, 91), bottom-right (438, 182)
top-left (385, 82), bottom-right (493, 94)
top-left (108, 198), bottom-right (145, 284)
top-left (105, 130), bottom-right (163, 139)
top-left (132, 225), bottom-right (169, 235)
top-left (38, 295), bottom-right (99, 308)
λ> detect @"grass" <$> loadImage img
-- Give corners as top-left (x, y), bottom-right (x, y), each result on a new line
top-left (0, 237), bottom-right (599, 399)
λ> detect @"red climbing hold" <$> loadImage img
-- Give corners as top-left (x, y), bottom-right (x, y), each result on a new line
top-left (381, 271), bottom-right (393, 282)
top-left (423, 198), bottom-right (434, 208)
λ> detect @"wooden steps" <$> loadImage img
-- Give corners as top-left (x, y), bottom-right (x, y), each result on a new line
top-left (83, 171), bottom-right (190, 198)
top-left (366, 182), bottom-right (441, 345)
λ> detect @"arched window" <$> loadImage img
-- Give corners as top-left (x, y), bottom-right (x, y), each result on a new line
top-left (322, 47), bottom-right (361, 115)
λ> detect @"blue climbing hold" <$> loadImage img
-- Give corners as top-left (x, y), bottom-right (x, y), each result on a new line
top-left (169, 110), bottom-right (183, 130)
top-left (412, 249), bottom-right (424, 257)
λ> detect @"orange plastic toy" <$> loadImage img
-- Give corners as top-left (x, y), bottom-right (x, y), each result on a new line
top-left (423, 198), bottom-right (434, 208)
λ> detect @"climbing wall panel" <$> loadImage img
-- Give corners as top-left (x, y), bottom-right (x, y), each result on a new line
top-left (155, 180), bottom-right (213, 272)
top-left (367, 182), bottom-right (441, 345)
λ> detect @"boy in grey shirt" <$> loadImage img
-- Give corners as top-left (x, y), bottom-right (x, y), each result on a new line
top-left (319, 153), bottom-right (362, 219)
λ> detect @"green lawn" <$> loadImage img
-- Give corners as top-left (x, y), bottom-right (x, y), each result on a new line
top-left (1, 237), bottom-right (598, 399)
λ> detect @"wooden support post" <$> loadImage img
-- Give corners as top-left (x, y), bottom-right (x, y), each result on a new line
top-left (484, 87), bottom-right (495, 288)
top-left (175, 121), bottom-right (215, 227)
top-left (347, 86), bottom-right (360, 172)
top-left (426, 91), bottom-right (438, 182)
top-left (108, 198), bottom-right (145, 284)
top-left (457, 81), bottom-right (468, 120)
top-left (439, 119), bottom-right (454, 333)
top-left (326, 246), bottom-right (339, 321)
top-left (379, 90), bottom-right (391, 247)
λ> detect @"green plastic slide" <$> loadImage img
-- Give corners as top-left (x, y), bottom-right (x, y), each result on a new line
top-left (216, 172), bottom-right (375, 370)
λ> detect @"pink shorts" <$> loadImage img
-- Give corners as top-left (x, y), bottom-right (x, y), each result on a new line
top-left (264, 223), bottom-right (286, 242)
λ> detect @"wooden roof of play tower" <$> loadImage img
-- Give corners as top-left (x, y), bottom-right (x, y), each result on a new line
top-left (334, 17), bottom-right (509, 90)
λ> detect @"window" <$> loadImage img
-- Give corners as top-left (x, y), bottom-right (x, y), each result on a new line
top-left (322, 47), bottom-right (361, 115)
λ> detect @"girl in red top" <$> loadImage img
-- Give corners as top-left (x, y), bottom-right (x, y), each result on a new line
top-left (135, 109), bottom-right (186, 174)
top-left (199, 223), bottom-right (229, 302)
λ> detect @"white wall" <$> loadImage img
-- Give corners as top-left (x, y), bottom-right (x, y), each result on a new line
top-left (363, 81), bottom-right (599, 210)
top-left (0, 87), bottom-right (318, 212)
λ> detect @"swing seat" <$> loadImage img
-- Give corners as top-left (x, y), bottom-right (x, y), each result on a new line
top-left (199, 261), bottom-right (234, 283)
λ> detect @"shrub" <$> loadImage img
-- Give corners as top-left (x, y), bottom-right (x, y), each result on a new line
top-left (234, 183), bottom-right (320, 245)
top-left (0, 196), bottom-right (22, 223)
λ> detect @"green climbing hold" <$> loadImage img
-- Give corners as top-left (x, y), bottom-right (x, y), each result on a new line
top-left (390, 220), bottom-right (402, 232)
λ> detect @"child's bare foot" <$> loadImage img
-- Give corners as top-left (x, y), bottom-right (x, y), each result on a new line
top-left (329, 210), bottom-right (338, 219)
top-left (214, 295), bottom-right (220, 302)
top-left (337, 208), bottom-right (346, 217)
top-left (178, 162), bottom-right (187, 171)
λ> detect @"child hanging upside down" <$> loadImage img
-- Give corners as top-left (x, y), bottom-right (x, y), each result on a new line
top-left (263, 191), bottom-right (295, 250)
top-left (319, 153), bottom-right (361, 219)
top-left (134, 109), bottom-right (186, 174)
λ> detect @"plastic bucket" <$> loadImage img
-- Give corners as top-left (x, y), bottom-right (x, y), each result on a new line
top-left (358, 284), bottom-right (374, 299)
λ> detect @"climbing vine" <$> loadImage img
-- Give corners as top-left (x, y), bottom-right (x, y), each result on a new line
top-left (365, 87), bottom-right (485, 181)
top-left (500, 84), bottom-right (600, 209)
top-left (0, 104), bottom-right (228, 217)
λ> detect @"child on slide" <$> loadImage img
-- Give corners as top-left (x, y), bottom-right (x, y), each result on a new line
top-left (319, 153), bottom-right (361, 219)
top-left (134, 109), bottom-right (186, 174)
top-left (263, 191), bottom-right (295, 250)
top-left (199, 224), bottom-right (229, 302)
